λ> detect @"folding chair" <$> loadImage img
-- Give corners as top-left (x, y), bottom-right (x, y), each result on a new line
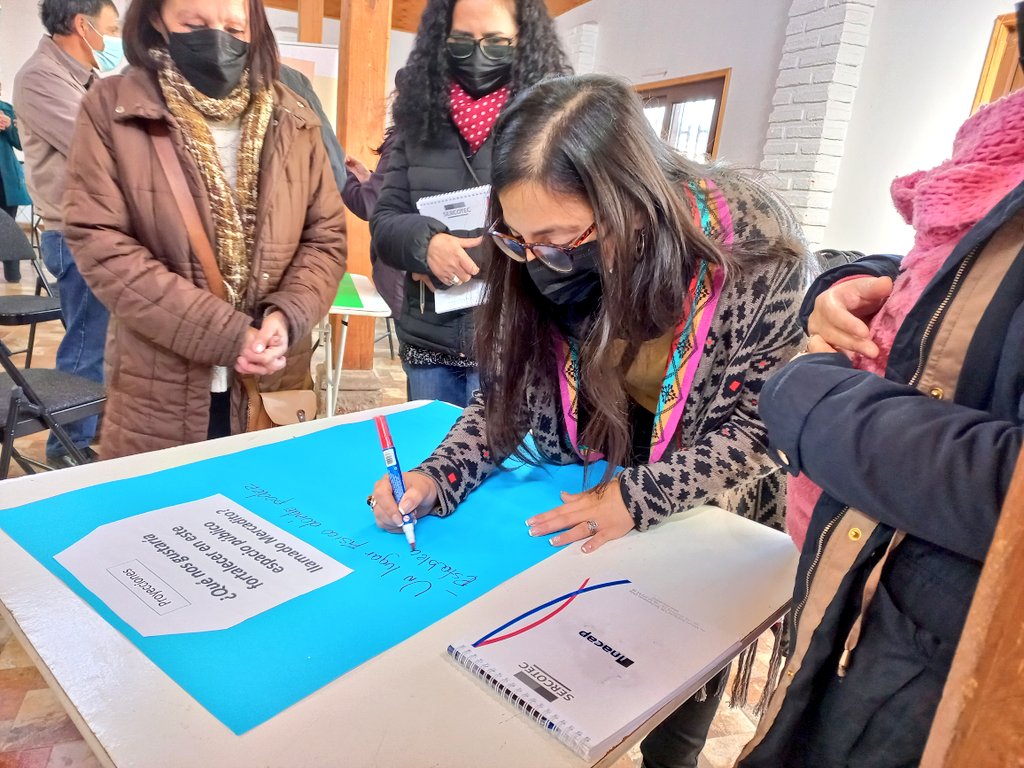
top-left (28, 206), bottom-right (57, 297)
top-left (374, 317), bottom-right (397, 359)
top-left (814, 249), bottom-right (865, 271)
top-left (0, 338), bottom-right (105, 479)
top-left (0, 212), bottom-right (63, 367)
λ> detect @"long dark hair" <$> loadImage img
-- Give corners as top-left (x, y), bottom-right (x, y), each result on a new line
top-left (479, 74), bottom-right (740, 475)
top-left (122, 0), bottom-right (280, 89)
top-left (392, 0), bottom-right (571, 145)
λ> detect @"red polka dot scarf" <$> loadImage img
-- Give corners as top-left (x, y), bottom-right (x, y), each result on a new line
top-left (449, 81), bottom-right (510, 154)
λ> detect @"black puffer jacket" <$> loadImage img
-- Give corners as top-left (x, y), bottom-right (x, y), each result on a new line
top-left (370, 123), bottom-right (492, 359)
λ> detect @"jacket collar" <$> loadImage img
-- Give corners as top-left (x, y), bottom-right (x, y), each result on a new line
top-left (111, 66), bottom-right (320, 131)
top-left (38, 35), bottom-right (95, 88)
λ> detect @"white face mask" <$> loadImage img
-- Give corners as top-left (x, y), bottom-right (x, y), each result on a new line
top-left (82, 19), bottom-right (124, 73)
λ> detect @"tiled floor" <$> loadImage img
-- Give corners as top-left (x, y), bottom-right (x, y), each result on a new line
top-left (0, 268), bottom-right (772, 767)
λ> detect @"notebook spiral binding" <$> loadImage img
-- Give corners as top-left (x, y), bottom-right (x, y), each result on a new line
top-left (450, 645), bottom-right (591, 758)
top-left (416, 184), bottom-right (491, 208)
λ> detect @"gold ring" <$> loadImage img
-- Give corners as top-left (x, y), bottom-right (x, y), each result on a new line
top-left (366, 495), bottom-right (377, 509)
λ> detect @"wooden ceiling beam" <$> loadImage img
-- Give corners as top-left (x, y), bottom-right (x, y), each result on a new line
top-left (264, 0), bottom-right (591, 33)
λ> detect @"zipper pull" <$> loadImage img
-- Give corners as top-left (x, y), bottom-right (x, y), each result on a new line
top-left (837, 648), bottom-right (852, 678)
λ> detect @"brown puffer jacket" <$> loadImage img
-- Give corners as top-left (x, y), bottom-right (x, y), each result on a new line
top-left (64, 66), bottom-right (347, 459)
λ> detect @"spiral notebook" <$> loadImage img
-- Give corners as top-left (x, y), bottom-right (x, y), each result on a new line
top-left (416, 185), bottom-right (491, 313)
top-left (447, 575), bottom-right (739, 760)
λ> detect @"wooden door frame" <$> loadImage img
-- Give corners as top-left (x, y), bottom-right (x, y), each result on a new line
top-left (921, 448), bottom-right (1024, 765)
top-left (635, 68), bottom-right (731, 160)
top-left (972, 12), bottom-right (1018, 113)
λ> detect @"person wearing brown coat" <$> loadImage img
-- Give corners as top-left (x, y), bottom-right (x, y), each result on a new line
top-left (63, 0), bottom-right (347, 459)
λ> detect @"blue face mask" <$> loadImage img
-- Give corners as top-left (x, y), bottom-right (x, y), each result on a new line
top-left (85, 20), bottom-right (124, 73)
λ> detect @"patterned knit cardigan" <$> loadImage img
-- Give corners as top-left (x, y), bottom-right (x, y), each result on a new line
top-left (414, 171), bottom-right (813, 533)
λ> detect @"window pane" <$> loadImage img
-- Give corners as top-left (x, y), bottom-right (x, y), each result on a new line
top-left (667, 98), bottom-right (717, 161)
top-left (644, 105), bottom-right (667, 137)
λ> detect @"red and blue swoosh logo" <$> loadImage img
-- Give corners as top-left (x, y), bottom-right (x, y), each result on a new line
top-left (472, 577), bottom-right (632, 648)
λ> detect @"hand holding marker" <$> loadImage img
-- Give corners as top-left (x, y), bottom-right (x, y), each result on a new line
top-left (374, 415), bottom-right (417, 551)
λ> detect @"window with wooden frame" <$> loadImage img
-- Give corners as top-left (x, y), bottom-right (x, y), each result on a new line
top-left (973, 12), bottom-right (1024, 112)
top-left (636, 69), bottom-right (730, 162)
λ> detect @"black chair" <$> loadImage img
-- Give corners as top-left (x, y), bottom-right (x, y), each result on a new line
top-left (0, 212), bottom-right (63, 367)
top-left (0, 338), bottom-right (105, 479)
top-left (814, 248), bottom-right (865, 272)
top-left (28, 207), bottom-right (57, 297)
top-left (374, 317), bottom-right (397, 359)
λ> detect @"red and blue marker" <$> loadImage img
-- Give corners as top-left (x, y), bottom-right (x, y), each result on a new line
top-left (374, 415), bottom-right (416, 551)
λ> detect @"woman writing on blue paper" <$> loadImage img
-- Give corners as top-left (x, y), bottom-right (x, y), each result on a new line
top-left (369, 74), bottom-right (812, 768)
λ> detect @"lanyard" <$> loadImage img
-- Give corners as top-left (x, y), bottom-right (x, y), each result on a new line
top-left (558, 259), bottom-right (723, 464)
top-left (556, 178), bottom-right (732, 465)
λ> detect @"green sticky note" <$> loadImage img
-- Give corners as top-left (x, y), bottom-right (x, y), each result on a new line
top-left (333, 272), bottom-right (363, 310)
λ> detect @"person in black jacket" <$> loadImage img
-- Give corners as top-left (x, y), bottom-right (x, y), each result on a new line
top-left (737, 59), bottom-right (1024, 767)
top-left (370, 0), bottom-right (570, 406)
top-left (343, 129), bottom-right (404, 316)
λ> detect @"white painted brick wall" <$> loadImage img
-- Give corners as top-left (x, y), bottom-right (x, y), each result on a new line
top-left (760, 0), bottom-right (877, 249)
top-left (566, 21), bottom-right (599, 75)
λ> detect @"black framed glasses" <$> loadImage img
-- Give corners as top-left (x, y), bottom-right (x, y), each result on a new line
top-left (445, 35), bottom-right (516, 62)
top-left (489, 222), bottom-right (597, 273)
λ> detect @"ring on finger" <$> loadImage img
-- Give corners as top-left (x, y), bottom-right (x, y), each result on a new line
top-left (366, 495), bottom-right (377, 509)
top-left (586, 519), bottom-right (598, 535)
top-left (448, 275), bottom-right (461, 286)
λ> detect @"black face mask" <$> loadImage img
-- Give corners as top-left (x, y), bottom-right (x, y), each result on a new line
top-left (167, 29), bottom-right (249, 99)
top-left (526, 240), bottom-right (604, 309)
top-left (448, 49), bottom-right (513, 99)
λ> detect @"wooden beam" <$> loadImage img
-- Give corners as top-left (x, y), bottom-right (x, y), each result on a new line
top-left (335, 0), bottom-right (392, 372)
top-left (297, 0), bottom-right (325, 43)
top-left (544, 0), bottom-right (590, 15)
top-left (921, 449), bottom-right (1024, 766)
top-left (266, 0), bottom-right (342, 16)
top-left (265, 0), bottom-right (592, 31)
top-left (391, 0), bottom-right (427, 33)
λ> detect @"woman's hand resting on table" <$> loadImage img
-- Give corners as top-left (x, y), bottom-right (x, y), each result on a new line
top-left (526, 478), bottom-right (635, 553)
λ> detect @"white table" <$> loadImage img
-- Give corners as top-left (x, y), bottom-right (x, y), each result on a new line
top-left (320, 273), bottom-right (391, 416)
top-left (0, 402), bottom-right (798, 768)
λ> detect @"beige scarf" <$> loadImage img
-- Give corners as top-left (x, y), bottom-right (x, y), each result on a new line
top-left (152, 48), bottom-right (273, 310)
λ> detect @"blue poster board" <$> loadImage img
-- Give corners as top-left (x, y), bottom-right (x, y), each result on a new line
top-left (0, 402), bottom-right (597, 734)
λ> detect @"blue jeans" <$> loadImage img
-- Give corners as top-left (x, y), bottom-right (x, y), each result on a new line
top-left (403, 362), bottom-right (480, 408)
top-left (40, 230), bottom-right (109, 456)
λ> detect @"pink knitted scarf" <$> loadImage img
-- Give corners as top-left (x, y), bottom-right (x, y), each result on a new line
top-left (786, 87), bottom-right (1024, 550)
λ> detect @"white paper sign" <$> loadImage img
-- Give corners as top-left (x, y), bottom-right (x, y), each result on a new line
top-left (55, 494), bottom-right (353, 637)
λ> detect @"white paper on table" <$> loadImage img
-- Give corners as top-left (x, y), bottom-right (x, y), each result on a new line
top-left (55, 494), bottom-right (352, 637)
top-left (434, 280), bottom-right (487, 314)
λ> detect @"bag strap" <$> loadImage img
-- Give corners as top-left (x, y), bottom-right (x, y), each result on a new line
top-left (146, 121), bottom-right (228, 303)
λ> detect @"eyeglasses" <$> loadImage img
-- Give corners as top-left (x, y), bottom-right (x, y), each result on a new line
top-left (489, 222), bottom-right (597, 273)
top-left (445, 35), bottom-right (516, 62)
